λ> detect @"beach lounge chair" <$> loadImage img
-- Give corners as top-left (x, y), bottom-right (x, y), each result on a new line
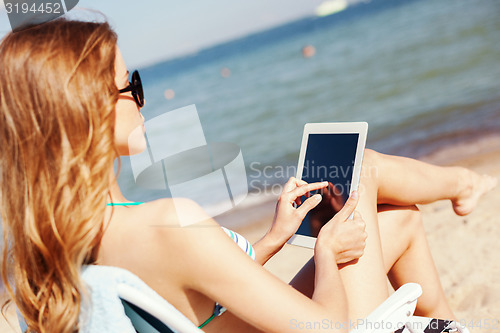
top-left (118, 275), bottom-right (423, 333)
top-left (16, 265), bottom-right (469, 333)
top-left (82, 265), bottom-right (470, 333)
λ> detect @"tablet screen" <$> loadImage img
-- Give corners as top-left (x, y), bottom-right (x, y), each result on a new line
top-left (296, 133), bottom-right (359, 238)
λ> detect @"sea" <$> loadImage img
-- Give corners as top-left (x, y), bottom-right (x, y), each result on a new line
top-left (117, 0), bottom-right (500, 219)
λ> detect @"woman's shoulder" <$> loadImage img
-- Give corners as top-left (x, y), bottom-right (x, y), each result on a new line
top-left (99, 198), bottom-right (220, 269)
top-left (134, 198), bottom-right (215, 228)
top-left (103, 198), bottom-right (219, 246)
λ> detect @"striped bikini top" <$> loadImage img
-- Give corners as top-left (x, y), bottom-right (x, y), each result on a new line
top-left (107, 202), bottom-right (256, 261)
top-left (220, 226), bottom-right (255, 261)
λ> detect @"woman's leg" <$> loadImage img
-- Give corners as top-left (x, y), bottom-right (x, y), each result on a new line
top-left (365, 149), bottom-right (497, 215)
top-left (338, 166), bottom-right (390, 320)
top-left (338, 149), bottom-right (495, 319)
top-left (290, 150), bottom-right (496, 320)
top-left (289, 206), bottom-right (454, 319)
top-left (291, 160), bottom-right (390, 320)
top-left (345, 149), bottom-right (496, 317)
top-left (377, 205), bottom-right (454, 319)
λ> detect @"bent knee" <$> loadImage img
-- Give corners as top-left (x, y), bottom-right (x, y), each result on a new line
top-left (361, 149), bottom-right (381, 182)
top-left (379, 204), bottom-right (422, 235)
top-left (398, 205), bottom-right (423, 239)
top-left (362, 149), bottom-right (380, 167)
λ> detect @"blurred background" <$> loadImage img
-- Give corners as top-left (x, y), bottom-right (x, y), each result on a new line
top-left (3, 0), bottom-right (500, 203)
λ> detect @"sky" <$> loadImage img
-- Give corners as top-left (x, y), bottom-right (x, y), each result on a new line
top-left (0, 0), bottom-right (334, 68)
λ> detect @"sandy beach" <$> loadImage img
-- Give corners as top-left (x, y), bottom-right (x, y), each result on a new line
top-left (1, 136), bottom-right (499, 332)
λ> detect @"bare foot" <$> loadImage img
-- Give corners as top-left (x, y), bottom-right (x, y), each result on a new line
top-left (452, 170), bottom-right (498, 216)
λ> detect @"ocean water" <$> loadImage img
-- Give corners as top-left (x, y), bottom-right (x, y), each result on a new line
top-left (119, 0), bottom-right (500, 205)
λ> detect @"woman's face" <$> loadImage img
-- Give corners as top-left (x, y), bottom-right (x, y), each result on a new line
top-left (114, 48), bottom-right (146, 156)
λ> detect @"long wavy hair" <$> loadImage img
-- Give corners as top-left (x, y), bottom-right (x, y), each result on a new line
top-left (0, 19), bottom-right (118, 332)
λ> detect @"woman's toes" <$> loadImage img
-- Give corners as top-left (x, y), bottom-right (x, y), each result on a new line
top-left (452, 173), bottom-right (498, 216)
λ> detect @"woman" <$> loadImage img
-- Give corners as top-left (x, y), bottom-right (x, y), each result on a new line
top-left (0, 19), bottom-right (496, 333)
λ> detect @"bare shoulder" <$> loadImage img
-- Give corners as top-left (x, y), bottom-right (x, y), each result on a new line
top-left (99, 198), bottom-right (225, 288)
top-left (104, 198), bottom-right (213, 228)
top-left (100, 198), bottom-right (220, 265)
top-left (135, 197), bottom-right (216, 228)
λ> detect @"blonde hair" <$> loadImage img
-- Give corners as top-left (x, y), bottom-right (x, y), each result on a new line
top-left (0, 19), bottom-right (118, 332)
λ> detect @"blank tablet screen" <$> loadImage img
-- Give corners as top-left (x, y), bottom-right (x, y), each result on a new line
top-left (296, 133), bottom-right (359, 238)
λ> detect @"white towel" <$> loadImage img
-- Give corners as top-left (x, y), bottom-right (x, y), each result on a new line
top-left (16, 265), bottom-right (195, 332)
top-left (80, 265), bottom-right (163, 333)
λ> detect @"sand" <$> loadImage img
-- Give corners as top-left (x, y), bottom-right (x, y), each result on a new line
top-left (1, 138), bottom-right (499, 332)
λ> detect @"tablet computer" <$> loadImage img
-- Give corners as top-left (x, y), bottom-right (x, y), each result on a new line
top-left (288, 122), bottom-right (368, 248)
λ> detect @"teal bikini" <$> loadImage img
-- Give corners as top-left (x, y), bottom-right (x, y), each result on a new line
top-left (106, 202), bottom-right (145, 206)
top-left (106, 201), bottom-right (256, 328)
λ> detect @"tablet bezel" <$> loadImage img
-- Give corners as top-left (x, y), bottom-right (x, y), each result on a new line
top-left (288, 122), bottom-right (368, 249)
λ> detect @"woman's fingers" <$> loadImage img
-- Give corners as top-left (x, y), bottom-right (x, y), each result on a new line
top-left (282, 177), bottom-right (307, 193)
top-left (315, 193), bottom-right (365, 263)
top-left (286, 181), bottom-right (328, 203)
top-left (333, 191), bottom-right (359, 222)
top-left (295, 194), bottom-right (323, 220)
top-left (352, 211), bottom-right (364, 227)
top-left (333, 211), bottom-right (367, 263)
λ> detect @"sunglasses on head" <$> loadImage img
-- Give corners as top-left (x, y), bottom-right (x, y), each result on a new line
top-left (118, 70), bottom-right (144, 108)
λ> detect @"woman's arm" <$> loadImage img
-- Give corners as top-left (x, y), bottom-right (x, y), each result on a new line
top-left (168, 196), bottom-right (365, 332)
top-left (100, 192), bottom-right (364, 332)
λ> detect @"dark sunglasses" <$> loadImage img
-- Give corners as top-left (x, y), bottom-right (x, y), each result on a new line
top-left (118, 70), bottom-right (144, 108)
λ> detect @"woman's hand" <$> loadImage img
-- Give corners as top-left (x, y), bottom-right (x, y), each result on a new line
top-left (254, 177), bottom-right (328, 265)
top-left (315, 191), bottom-right (367, 265)
top-left (266, 177), bottom-right (328, 246)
